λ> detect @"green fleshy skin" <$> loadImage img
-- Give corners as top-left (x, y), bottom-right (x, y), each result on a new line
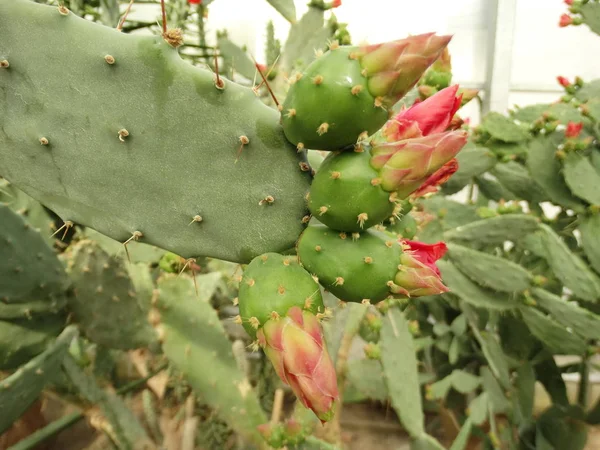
top-left (281, 47), bottom-right (389, 150)
top-left (308, 150), bottom-right (395, 232)
top-left (238, 253), bottom-right (324, 339)
top-left (297, 225), bottom-right (402, 303)
top-left (0, 0), bottom-right (310, 264)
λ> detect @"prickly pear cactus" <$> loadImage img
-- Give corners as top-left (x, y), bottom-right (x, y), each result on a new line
top-left (0, 0), bottom-right (311, 264)
top-left (297, 224), bottom-right (403, 303)
top-left (64, 240), bottom-right (157, 349)
top-left (237, 252), bottom-right (325, 338)
top-left (0, 204), bottom-right (68, 317)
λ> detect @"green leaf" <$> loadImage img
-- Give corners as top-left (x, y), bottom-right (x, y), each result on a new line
top-left (535, 357), bottom-right (569, 407)
top-left (519, 306), bottom-right (587, 355)
top-left (449, 418), bottom-right (473, 450)
top-left (467, 392), bottom-right (489, 426)
top-left (217, 36), bottom-right (257, 81)
top-left (62, 353), bottom-right (152, 449)
top-left (265, 0), bottom-right (296, 22)
top-left (475, 174), bottom-right (515, 201)
top-left (478, 335), bottom-right (511, 389)
top-left (0, 326), bottom-right (77, 434)
top-left (580, 214), bottom-right (600, 274)
top-left (346, 359), bottom-right (387, 402)
top-left (444, 214), bottom-right (539, 244)
top-left (492, 161), bottom-right (547, 203)
top-left (437, 260), bottom-right (517, 310)
top-left (410, 435), bottom-right (446, 450)
top-left (450, 314), bottom-right (467, 336)
top-left (576, 79), bottom-right (600, 102)
top-left (448, 336), bottom-right (460, 364)
top-left (441, 145), bottom-right (497, 194)
top-left (581, 1), bottom-right (600, 36)
top-left (381, 308), bottom-right (424, 438)
top-left (538, 224), bottom-right (600, 302)
top-left (480, 366), bottom-right (511, 413)
top-left (511, 104), bottom-right (550, 123)
top-left (282, 7), bottom-right (331, 72)
top-left (515, 362), bottom-right (535, 424)
top-left (419, 197), bottom-right (480, 230)
top-left (527, 135), bottom-right (585, 210)
top-left (532, 287), bottom-right (600, 340)
top-left (156, 276), bottom-right (267, 444)
top-left (451, 370), bottom-right (481, 394)
top-left (563, 152), bottom-right (600, 205)
top-left (447, 243), bottom-right (532, 292)
top-left (481, 112), bottom-right (530, 143)
top-left (427, 375), bottom-right (453, 400)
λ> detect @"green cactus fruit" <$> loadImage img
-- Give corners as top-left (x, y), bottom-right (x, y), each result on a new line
top-left (64, 240), bottom-right (157, 349)
top-left (308, 150), bottom-right (396, 232)
top-left (297, 224), bottom-right (402, 303)
top-left (238, 253), bottom-right (325, 339)
top-left (0, 0), bottom-right (311, 264)
top-left (281, 46), bottom-right (389, 151)
top-left (281, 33), bottom-right (451, 151)
top-left (0, 204), bottom-right (68, 313)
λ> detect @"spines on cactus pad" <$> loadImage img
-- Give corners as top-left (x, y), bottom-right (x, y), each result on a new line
top-left (0, 0), bottom-right (311, 264)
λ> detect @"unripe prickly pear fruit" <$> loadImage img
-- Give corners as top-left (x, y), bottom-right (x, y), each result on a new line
top-left (238, 253), bottom-right (324, 338)
top-left (281, 33), bottom-right (451, 150)
top-left (308, 149), bottom-right (396, 232)
top-left (238, 253), bottom-right (338, 423)
top-left (297, 225), bottom-right (448, 303)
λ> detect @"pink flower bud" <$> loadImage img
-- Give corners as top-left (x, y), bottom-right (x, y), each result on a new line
top-left (564, 0), bottom-right (573, 5)
top-left (559, 13), bottom-right (573, 27)
top-left (331, 0), bottom-right (342, 7)
top-left (394, 240), bottom-right (449, 297)
top-left (372, 131), bottom-right (467, 195)
top-left (565, 121), bottom-right (583, 138)
top-left (557, 76), bottom-right (572, 87)
top-left (391, 85), bottom-right (462, 138)
top-left (257, 307), bottom-right (338, 423)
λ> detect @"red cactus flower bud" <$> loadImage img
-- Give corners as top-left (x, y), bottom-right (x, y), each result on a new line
top-left (331, 0), bottom-right (342, 7)
top-left (564, 0), bottom-right (573, 5)
top-left (188, 0), bottom-right (202, 4)
top-left (378, 85), bottom-right (461, 144)
top-left (411, 158), bottom-right (459, 198)
top-left (559, 13), bottom-right (573, 27)
top-left (557, 76), bottom-right (572, 87)
top-left (565, 121), bottom-right (583, 138)
top-left (394, 240), bottom-right (449, 297)
top-left (257, 307), bottom-right (338, 423)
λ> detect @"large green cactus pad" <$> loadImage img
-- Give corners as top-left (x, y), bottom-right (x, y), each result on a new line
top-left (0, 0), bottom-right (311, 264)
top-left (0, 204), bottom-right (68, 312)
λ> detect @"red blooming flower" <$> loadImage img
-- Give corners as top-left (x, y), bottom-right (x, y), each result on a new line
top-left (565, 121), bottom-right (583, 138)
top-left (557, 76), bottom-right (572, 87)
top-left (188, 0), bottom-right (202, 3)
top-left (383, 85), bottom-right (462, 141)
top-left (559, 13), bottom-right (573, 27)
top-left (392, 240), bottom-right (449, 297)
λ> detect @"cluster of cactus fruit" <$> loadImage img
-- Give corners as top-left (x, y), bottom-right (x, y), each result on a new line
top-left (3, 0), bottom-right (600, 449)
